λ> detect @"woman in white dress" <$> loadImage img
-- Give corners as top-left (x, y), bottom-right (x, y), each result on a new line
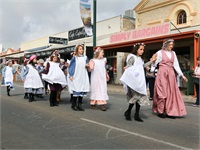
top-left (89, 47), bottom-right (109, 111)
top-left (23, 55), bottom-right (44, 102)
top-left (120, 43), bottom-right (157, 122)
top-left (68, 44), bottom-right (90, 111)
top-left (2, 60), bottom-right (17, 96)
top-left (42, 53), bottom-right (67, 107)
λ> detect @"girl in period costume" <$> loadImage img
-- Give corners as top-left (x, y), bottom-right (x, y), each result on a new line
top-left (20, 58), bottom-right (29, 99)
top-left (120, 43), bottom-right (157, 122)
top-left (2, 60), bottom-right (17, 96)
top-left (89, 47), bottom-right (110, 111)
top-left (152, 39), bottom-right (188, 118)
top-left (68, 44), bottom-right (90, 111)
top-left (23, 55), bottom-right (44, 102)
top-left (42, 53), bottom-right (67, 107)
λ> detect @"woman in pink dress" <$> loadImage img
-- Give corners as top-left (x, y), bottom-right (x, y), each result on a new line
top-left (89, 47), bottom-right (110, 111)
top-left (152, 39), bottom-right (188, 118)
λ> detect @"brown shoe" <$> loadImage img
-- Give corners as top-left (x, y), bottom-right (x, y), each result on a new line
top-left (101, 105), bottom-right (107, 111)
top-left (90, 105), bottom-right (98, 110)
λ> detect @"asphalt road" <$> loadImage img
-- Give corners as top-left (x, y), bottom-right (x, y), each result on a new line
top-left (1, 83), bottom-right (200, 150)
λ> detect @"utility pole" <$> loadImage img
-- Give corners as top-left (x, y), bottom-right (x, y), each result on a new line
top-left (93, 0), bottom-right (96, 48)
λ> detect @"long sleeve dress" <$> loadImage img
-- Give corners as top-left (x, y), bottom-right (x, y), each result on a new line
top-left (152, 50), bottom-right (187, 116)
top-left (68, 55), bottom-right (90, 97)
top-left (120, 54), bottom-right (152, 106)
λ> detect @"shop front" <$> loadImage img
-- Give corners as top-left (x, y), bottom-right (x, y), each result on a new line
top-left (99, 29), bottom-right (199, 95)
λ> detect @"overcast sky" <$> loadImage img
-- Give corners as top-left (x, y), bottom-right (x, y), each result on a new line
top-left (0, 0), bottom-right (141, 50)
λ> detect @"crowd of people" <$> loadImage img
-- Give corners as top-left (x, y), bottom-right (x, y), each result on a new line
top-left (1, 39), bottom-right (199, 122)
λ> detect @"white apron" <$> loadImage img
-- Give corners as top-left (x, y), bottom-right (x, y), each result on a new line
top-left (90, 58), bottom-right (109, 100)
top-left (120, 54), bottom-right (147, 95)
top-left (24, 64), bottom-right (44, 89)
top-left (42, 62), bottom-right (67, 88)
top-left (71, 56), bottom-right (90, 92)
top-left (5, 66), bottom-right (14, 86)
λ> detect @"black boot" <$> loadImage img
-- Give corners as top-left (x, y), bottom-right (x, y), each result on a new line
top-left (29, 93), bottom-right (32, 102)
top-left (7, 86), bottom-right (10, 96)
top-left (49, 91), bottom-right (54, 107)
top-left (32, 94), bottom-right (35, 101)
top-left (70, 94), bottom-right (73, 103)
top-left (124, 103), bottom-right (134, 121)
top-left (71, 96), bottom-right (78, 111)
top-left (53, 91), bottom-right (58, 106)
top-left (77, 96), bottom-right (85, 111)
top-left (134, 102), bottom-right (143, 122)
top-left (24, 93), bottom-right (29, 99)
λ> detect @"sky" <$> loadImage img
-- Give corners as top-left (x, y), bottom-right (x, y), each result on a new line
top-left (0, 0), bottom-right (141, 51)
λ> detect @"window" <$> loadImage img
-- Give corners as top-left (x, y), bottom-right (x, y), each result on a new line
top-left (177, 10), bottom-right (187, 25)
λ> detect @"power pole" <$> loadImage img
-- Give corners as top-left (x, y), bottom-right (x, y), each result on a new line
top-left (93, 0), bottom-right (96, 48)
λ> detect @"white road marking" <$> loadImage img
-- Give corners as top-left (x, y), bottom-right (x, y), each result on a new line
top-left (80, 118), bottom-right (193, 150)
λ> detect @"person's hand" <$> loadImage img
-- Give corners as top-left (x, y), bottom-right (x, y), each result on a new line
top-left (124, 66), bottom-right (128, 70)
top-left (85, 63), bottom-right (90, 68)
top-left (70, 77), bottom-right (73, 81)
top-left (182, 75), bottom-right (188, 82)
top-left (150, 53), bottom-right (157, 62)
top-left (106, 76), bottom-right (110, 81)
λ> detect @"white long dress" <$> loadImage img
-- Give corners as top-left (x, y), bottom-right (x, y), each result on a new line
top-left (5, 66), bottom-right (14, 87)
top-left (90, 58), bottom-right (109, 101)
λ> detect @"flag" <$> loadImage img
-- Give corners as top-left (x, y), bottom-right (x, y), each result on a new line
top-left (80, 0), bottom-right (93, 36)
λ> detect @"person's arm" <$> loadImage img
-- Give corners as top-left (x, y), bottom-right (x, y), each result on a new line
top-left (68, 57), bottom-right (76, 80)
top-left (173, 52), bottom-right (188, 82)
top-left (42, 62), bottom-right (50, 74)
top-left (2, 66), bottom-right (6, 77)
top-left (151, 51), bottom-right (162, 71)
top-left (88, 59), bottom-right (94, 72)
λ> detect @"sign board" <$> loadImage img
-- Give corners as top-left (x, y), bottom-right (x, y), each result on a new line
top-left (68, 27), bottom-right (88, 41)
top-left (110, 22), bottom-right (170, 44)
top-left (49, 37), bottom-right (68, 45)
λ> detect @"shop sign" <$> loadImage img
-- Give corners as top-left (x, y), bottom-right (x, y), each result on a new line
top-left (110, 22), bottom-right (170, 43)
top-left (41, 52), bottom-right (46, 56)
top-left (65, 45), bottom-right (76, 52)
top-left (49, 37), bottom-right (68, 45)
top-left (68, 27), bottom-right (88, 41)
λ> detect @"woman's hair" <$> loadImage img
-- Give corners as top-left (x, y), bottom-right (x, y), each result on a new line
top-left (94, 47), bottom-right (103, 58)
top-left (162, 38), bottom-right (175, 50)
top-left (50, 54), bottom-right (60, 62)
top-left (131, 43), bottom-right (146, 59)
top-left (75, 44), bottom-right (84, 56)
top-left (197, 56), bottom-right (200, 61)
top-left (29, 59), bottom-right (35, 66)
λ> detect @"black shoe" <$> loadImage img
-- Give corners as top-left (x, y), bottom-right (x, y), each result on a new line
top-left (71, 106), bottom-right (78, 111)
top-left (166, 115), bottom-right (176, 119)
top-left (7, 93), bottom-right (10, 96)
top-left (50, 103), bottom-right (54, 107)
top-left (134, 113), bottom-right (143, 122)
top-left (24, 95), bottom-right (29, 99)
top-left (124, 111), bottom-right (132, 121)
top-left (53, 103), bottom-right (59, 106)
top-left (29, 99), bottom-right (32, 102)
top-left (77, 104), bottom-right (85, 111)
top-left (158, 113), bottom-right (166, 118)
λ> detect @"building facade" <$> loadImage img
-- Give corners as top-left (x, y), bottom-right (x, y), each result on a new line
top-left (99, 0), bottom-right (199, 94)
